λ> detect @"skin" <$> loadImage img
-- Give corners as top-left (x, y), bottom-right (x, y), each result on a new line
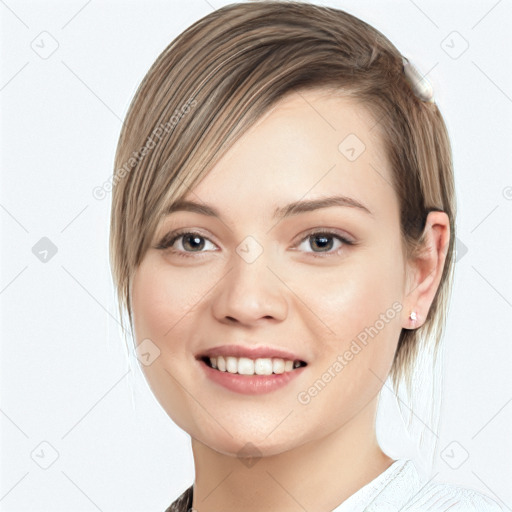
top-left (131, 89), bottom-right (450, 512)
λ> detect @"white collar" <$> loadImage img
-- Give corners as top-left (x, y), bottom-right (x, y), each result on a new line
top-left (332, 459), bottom-right (422, 511)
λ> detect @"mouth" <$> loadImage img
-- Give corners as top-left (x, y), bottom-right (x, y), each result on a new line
top-left (195, 344), bottom-right (308, 394)
top-left (199, 355), bottom-right (307, 376)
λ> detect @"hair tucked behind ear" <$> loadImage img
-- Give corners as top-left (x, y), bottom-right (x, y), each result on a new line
top-left (109, 2), bottom-right (456, 505)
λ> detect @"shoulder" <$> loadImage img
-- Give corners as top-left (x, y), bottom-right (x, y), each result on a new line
top-left (365, 460), bottom-right (505, 512)
top-left (404, 480), bottom-right (505, 511)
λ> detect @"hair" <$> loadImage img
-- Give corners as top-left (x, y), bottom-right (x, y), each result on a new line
top-left (109, 2), bottom-right (456, 506)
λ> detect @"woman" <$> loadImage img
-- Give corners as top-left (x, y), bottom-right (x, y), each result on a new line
top-left (109, 2), bottom-right (504, 510)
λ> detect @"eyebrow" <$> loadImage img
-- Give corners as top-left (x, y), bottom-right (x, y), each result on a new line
top-left (164, 195), bottom-right (373, 220)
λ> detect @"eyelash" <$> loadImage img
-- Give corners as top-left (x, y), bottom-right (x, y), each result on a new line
top-left (154, 228), bottom-right (355, 259)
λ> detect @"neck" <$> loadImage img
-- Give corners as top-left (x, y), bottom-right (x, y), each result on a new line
top-left (190, 395), bottom-right (394, 512)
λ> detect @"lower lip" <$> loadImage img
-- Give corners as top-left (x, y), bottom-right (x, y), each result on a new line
top-left (198, 359), bottom-right (306, 395)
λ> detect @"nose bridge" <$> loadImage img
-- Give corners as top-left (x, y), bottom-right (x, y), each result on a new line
top-left (212, 234), bottom-right (288, 324)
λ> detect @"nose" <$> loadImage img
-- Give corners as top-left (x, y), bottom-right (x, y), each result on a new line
top-left (211, 244), bottom-right (288, 326)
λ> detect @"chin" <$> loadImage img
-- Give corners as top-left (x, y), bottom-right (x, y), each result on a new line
top-left (209, 440), bottom-right (295, 460)
top-left (191, 424), bottom-right (311, 460)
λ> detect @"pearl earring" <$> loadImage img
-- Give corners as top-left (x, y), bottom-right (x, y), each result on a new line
top-left (409, 311), bottom-right (417, 321)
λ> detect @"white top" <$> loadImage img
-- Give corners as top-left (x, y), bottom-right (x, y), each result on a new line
top-left (332, 459), bottom-right (504, 511)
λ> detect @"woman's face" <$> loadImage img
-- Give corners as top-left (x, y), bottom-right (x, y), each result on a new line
top-left (131, 89), bottom-right (410, 457)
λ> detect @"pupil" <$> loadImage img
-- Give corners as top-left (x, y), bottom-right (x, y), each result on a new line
top-left (183, 234), bottom-right (204, 251)
top-left (311, 234), bottom-right (332, 251)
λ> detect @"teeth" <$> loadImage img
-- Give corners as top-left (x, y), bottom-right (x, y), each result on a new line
top-left (253, 358), bottom-right (271, 375)
top-left (207, 356), bottom-right (304, 375)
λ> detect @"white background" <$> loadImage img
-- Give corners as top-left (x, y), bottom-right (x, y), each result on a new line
top-left (1, 0), bottom-right (511, 510)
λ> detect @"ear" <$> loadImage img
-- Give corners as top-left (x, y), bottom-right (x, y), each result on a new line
top-left (402, 211), bottom-right (451, 329)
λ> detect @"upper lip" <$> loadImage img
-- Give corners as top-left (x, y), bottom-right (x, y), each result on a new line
top-left (196, 344), bottom-right (307, 363)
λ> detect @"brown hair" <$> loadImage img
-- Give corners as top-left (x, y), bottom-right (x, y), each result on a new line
top-left (109, 0), bottom-right (455, 476)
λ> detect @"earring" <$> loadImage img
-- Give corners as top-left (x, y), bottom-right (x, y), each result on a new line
top-left (409, 311), bottom-right (417, 321)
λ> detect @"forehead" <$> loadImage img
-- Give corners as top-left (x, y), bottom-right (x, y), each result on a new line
top-left (182, 89), bottom-right (397, 223)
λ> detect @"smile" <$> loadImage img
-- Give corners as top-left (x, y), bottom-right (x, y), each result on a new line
top-left (197, 356), bottom-right (308, 395)
top-left (202, 355), bottom-right (307, 376)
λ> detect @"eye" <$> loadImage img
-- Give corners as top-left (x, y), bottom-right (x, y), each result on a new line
top-left (154, 228), bottom-right (355, 259)
top-left (295, 229), bottom-right (354, 257)
top-left (154, 230), bottom-right (217, 258)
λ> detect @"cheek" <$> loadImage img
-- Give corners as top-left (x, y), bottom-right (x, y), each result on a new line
top-left (291, 250), bottom-right (404, 399)
top-left (131, 258), bottom-right (211, 343)
top-left (130, 260), bottom-right (207, 431)
top-left (297, 253), bottom-right (403, 342)
top-left (131, 265), bottom-right (170, 342)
